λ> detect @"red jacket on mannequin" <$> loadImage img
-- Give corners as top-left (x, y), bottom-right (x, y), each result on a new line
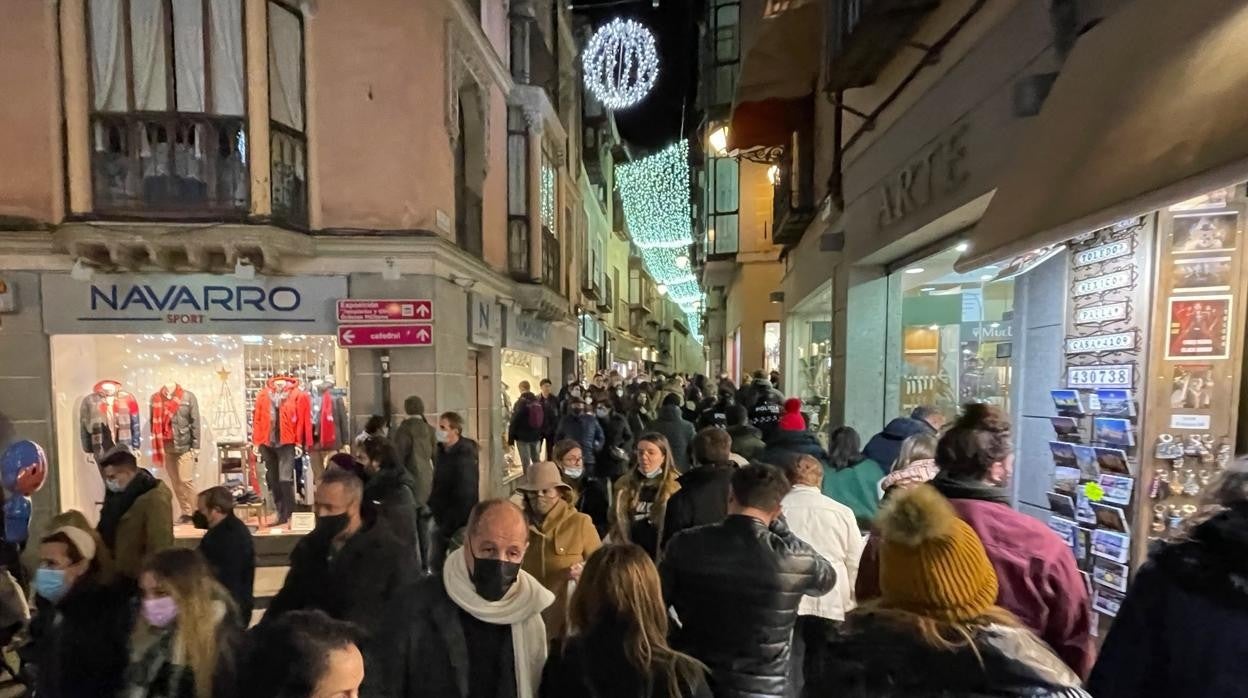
top-left (252, 376), bottom-right (313, 448)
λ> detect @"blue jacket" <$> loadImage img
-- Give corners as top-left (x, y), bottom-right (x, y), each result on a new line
top-left (556, 413), bottom-right (605, 469)
top-left (861, 417), bottom-right (933, 476)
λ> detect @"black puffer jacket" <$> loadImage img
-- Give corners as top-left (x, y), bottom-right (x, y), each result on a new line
top-left (810, 611), bottom-right (1090, 697)
top-left (364, 466), bottom-right (422, 568)
top-left (1089, 503), bottom-right (1248, 698)
top-left (430, 437), bottom-right (480, 534)
top-left (660, 515), bottom-right (836, 698)
top-left (596, 412), bottom-right (634, 481)
top-left (660, 463), bottom-right (735, 548)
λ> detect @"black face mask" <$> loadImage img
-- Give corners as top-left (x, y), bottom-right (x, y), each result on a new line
top-left (315, 513), bottom-right (351, 540)
top-left (191, 511), bottom-right (210, 530)
top-left (470, 551), bottom-right (522, 601)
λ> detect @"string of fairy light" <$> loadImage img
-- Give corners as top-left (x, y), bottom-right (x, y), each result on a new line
top-left (615, 139), bottom-right (703, 340)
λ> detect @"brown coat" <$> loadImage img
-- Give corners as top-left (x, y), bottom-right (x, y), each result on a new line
top-left (522, 497), bottom-right (602, 639)
top-left (610, 467), bottom-right (682, 551)
top-left (113, 481), bottom-right (175, 579)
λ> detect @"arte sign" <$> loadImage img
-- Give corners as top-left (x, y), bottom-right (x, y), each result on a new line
top-left (337, 323), bottom-right (433, 348)
top-left (41, 274), bottom-right (345, 334)
top-left (337, 299), bottom-right (432, 323)
top-left (876, 121), bottom-right (970, 229)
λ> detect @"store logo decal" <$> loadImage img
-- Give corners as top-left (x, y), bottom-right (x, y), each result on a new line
top-left (89, 284), bottom-right (302, 314)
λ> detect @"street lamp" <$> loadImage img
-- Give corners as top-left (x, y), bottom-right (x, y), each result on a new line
top-left (708, 126), bottom-right (728, 156)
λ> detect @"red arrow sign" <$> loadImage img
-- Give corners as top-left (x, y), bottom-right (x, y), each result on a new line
top-left (337, 323), bottom-right (433, 348)
top-left (337, 299), bottom-right (433, 323)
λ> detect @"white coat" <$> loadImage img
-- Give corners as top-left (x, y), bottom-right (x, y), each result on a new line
top-left (781, 484), bottom-right (863, 620)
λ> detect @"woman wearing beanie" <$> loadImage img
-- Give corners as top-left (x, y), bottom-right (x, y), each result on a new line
top-left (806, 485), bottom-right (1090, 697)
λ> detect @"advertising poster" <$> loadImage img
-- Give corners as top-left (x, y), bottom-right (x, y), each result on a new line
top-left (1166, 296), bottom-right (1231, 360)
top-left (1170, 211), bottom-right (1237, 254)
top-left (1173, 257), bottom-right (1232, 293)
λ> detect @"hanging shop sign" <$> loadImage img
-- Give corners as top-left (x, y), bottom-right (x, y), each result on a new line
top-left (41, 273), bottom-right (346, 334)
top-left (504, 308), bottom-right (551, 355)
top-left (1075, 302), bottom-right (1129, 325)
top-left (1065, 331), bottom-right (1138, 355)
top-left (1066, 363), bottom-right (1134, 389)
top-left (1072, 269), bottom-right (1134, 297)
top-left (468, 292), bottom-right (501, 347)
top-left (1073, 240), bottom-right (1133, 267)
top-left (876, 121), bottom-right (971, 229)
top-left (338, 323), bottom-right (432, 348)
top-left (337, 299), bottom-right (432, 323)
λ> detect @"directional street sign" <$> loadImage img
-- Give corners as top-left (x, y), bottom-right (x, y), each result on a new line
top-left (336, 299), bottom-right (433, 323)
top-left (337, 323), bottom-right (433, 348)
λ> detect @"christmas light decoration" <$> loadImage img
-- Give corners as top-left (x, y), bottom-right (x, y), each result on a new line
top-left (583, 18), bottom-right (660, 111)
top-left (616, 139), bottom-right (704, 340)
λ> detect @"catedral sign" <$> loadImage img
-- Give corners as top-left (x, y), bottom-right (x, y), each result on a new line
top-left (41, 274), bottom-right (346, 334)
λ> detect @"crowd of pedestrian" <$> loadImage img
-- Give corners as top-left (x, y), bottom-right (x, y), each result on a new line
top-left (12, 367), bottom-right (1248, 697)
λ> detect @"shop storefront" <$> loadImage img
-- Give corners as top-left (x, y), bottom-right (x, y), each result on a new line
top-left (889, 246), bottom-right (1016, 422)
top-left (501, 308), bottom-right (553, 467)
top-left (785, 280), bottom-right (832, 429)
top-left (42, 273), bottom-right (348, 537)
top-left (578, 312), bottom-right (604, 379)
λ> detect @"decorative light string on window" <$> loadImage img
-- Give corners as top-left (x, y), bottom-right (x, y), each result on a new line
top-left (582, 18), bottom-right (660, 111)
top-left (616, 139), bottom-right (703, 339)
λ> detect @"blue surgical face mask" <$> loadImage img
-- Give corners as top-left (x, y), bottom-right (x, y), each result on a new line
top-left (435, 429), bottom-right (449, 444)
top-left (563, 467), bottom-right (584, 479)
top-left (105, 479), bottom-right (125, 494)
top-left (34, 567), bottom-right (68, 603)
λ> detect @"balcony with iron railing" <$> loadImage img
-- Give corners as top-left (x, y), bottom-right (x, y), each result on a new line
top-left (90, 113), bottom-right (248, 219)
top-left (824, 0), bottom-right (940, 92)
top-left (772, 130), bottom-right (817, 246)
top-left (271, 125), bottom-right (308, 228)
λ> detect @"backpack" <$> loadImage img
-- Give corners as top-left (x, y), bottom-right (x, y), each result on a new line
top-left (526, 400), bottom-right (545, 430)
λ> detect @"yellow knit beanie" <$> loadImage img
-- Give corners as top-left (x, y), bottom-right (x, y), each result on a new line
top-left (877, 484), bottom-right (999, 623)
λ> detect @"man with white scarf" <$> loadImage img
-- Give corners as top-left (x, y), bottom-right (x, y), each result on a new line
top-left (386, 499), bottom-right (555, 698)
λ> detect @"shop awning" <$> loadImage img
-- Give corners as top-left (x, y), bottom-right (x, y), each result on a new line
top-left (956, 0), bottom-right (1248, 272)
top-left (727, 0), bottom-right (821, 152)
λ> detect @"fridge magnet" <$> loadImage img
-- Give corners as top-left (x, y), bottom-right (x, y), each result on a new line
top-left (1166, 295), bottom-right (1231, 360)
top-left (1092, 559), bottom-right (1130, 593)
top-left (1050, 416), bottom-right (1080, 440)
top-left (1050, 389), bottom-right (1086, 414)
top-left (1097, 474), bottom-right (1133, 506)
top-left (1094, 447), bottom-right (1131, 475)
top-left (1094, 389), bottom-right (1135, 417)
top-left (1049, 441), bottom-right (1078, 469)
top-left (1093, 417), bottom-right (1134, 447)
top-left (1093, 587), bottom-right (1126, 617)
top-left (1047, 492), bottom-right (1077, 519)
top-left (1053, 466), bottom-right (1081, 494)
top-left (1073, 445), bottom-right (1100, 480)
top-left (1091, 528), bottom-right (1131, 563)
top-left (1047, 516), bottom-right (1076, 547)
top-left (1091, 502), bottom-right (1131, 534)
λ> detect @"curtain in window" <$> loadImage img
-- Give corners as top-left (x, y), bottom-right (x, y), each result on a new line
top-left (171, 0), bottom-right (205, 112)
top-left (90, 0), bottom-right (128, 111)
top-left (128, 0), bottom-right (168, 111)
top-left (210, 0), bottom-right (245, 115)
top-left (268, 3), bottom-right (304, 131)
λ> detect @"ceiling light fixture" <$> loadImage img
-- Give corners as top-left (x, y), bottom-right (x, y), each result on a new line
top-left (904, 267), bottom-right (925, 274)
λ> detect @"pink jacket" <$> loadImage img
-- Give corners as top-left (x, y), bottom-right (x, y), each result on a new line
top-left (949, 498), bottom-right (1095, 678)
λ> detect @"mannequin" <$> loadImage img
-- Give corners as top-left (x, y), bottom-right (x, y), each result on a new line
top-left (252, 375), bottom-right (312, 525)
top-left (80, 380), bottom-right (141, 461)
top-left (309, 376), bottom-right (349, 485)
top-left (150, 382), bottom-right (201, 523)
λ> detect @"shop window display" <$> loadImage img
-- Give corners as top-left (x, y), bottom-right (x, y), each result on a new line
top-left (501, 349), bottom-right (550, 475)
top-left (52, 334), bottom-right (348, 536)
top-left (785, 282), bottom-right (832, 429)
top-left (895, 247), bottom-right (1015, 421)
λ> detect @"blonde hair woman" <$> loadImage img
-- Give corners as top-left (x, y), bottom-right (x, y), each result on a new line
top-left (610, 433), bottom-right (682, 559)
top-left (540, 544), bottom-right (710, 697)
top-left (880, 432), bottom-right (939, 495)
top-left (124, 548), bottom-right (241, 698)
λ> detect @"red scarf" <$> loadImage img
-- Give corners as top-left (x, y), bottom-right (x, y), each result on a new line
top-left (150, 385), bottom-right (184, 466)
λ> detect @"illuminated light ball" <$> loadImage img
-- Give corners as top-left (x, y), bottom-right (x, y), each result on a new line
top-left (582, 18), bottom-right (660, 111)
